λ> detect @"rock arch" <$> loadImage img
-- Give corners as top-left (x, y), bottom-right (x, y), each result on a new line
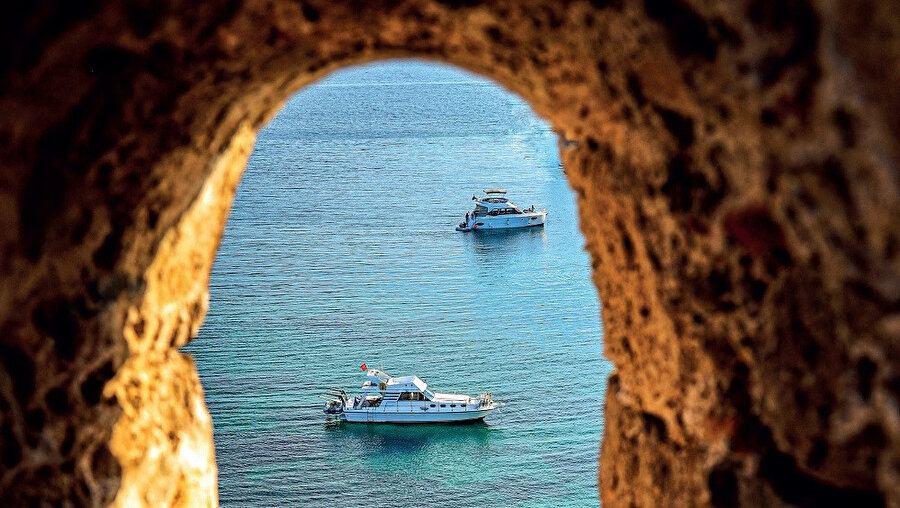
top-left (0, 1), bottom-right (897, 506)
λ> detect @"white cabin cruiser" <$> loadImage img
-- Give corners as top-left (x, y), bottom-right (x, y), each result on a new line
top-left (456, 189), bottom-right (546, 231)
top-left (322, 367), bottom-right (499, 423)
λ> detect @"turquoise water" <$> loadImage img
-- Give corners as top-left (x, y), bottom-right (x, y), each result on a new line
top-left (184, 60), bottom-right (610, 507)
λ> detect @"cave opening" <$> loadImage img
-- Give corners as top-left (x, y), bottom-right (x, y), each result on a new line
top-left (183, 59), bottom-right (610, 506)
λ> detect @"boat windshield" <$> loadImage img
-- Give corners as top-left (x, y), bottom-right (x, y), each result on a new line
top-left (424, 389), bottom-right (435, 400)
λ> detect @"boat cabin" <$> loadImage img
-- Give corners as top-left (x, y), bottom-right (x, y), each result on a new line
top-left (471, 189), bottom-right (534, 218)
top-left (353, 370), bottom-right (436, 409)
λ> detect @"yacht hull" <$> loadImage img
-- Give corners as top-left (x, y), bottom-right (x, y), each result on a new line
top-left (341, 407), bottom-right (495, 423)
top-left (456, 211), bottom-right (546, 232)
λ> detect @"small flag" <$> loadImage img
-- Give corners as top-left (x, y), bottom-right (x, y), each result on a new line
top-left (360, 363), bottom-right (367, 371)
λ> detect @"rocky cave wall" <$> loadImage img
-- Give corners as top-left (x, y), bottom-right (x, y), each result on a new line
top-left (0, 1), bottom-right (898, 506)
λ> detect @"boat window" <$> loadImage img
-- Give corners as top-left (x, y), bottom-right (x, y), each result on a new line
top-left (362, 396), bottom-right (383, 408)
top-left (430, 404), bottom-right (435, 408)
top-left (440, 404), bottom-right (446, 408)
top-left (450, 404), bottom-right (456, 408)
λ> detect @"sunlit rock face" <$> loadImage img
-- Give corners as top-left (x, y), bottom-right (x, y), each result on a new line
top-left (0, 1), bottom-right (897, 506)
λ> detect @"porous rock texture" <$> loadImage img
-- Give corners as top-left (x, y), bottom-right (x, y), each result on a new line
top-left (0, 1), bottom-right (898, 506)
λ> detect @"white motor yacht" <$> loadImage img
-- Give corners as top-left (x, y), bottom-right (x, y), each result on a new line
top-left (322, 366), bottom-right (499, 423)
top-left (456, 189), bottom-right (546, 231)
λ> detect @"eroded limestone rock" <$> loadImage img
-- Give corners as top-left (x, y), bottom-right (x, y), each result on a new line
top-left (0, 1), bottom-right (897, 506)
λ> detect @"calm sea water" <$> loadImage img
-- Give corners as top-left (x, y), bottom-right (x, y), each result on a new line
top-left (184, 60), bottom-right (610, 507)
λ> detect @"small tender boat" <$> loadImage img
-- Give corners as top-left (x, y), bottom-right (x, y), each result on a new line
top-left (456, 189), bottom-right (546, 231)
top-left (322, 365), bottom-right (499, 423)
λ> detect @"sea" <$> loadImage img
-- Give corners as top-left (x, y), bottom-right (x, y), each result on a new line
top-left (183, 60), bottom-right (611, 507)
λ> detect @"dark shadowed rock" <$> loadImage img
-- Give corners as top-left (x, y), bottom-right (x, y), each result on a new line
top-left (0, 1), bottom-right (897, 506)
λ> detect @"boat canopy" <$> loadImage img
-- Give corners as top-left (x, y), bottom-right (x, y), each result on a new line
top-left (386, 375), bottom-right (428, 393)
top-left (483, 188), bottom-right (507, 195)
top-left (475, 199), bottom-right (516, 210)
top-left (365, 369), bottom-right (391, 384)
top-left (364, 369), bottom-right (428, 392)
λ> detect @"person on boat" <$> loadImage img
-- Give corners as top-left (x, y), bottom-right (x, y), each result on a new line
top-left (465, 212), bottom-right (470, 224)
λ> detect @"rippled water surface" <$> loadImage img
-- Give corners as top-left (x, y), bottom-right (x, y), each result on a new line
top-left (184, 60), bottom-right (610, 507)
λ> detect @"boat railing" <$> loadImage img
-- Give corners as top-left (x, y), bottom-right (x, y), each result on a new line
top-left (320, 388), bottom-right (348, 406)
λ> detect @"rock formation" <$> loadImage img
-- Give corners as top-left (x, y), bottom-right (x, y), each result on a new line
top-left (0, 1), bottom-right (897, 506)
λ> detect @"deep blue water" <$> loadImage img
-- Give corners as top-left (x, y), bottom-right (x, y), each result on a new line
top-left (184, 60), bottom-right (610, 507)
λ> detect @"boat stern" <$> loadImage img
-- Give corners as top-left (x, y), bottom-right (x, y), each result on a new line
top-left (321, 388), bottom-right (348, 415)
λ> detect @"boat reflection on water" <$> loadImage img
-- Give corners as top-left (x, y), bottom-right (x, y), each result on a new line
top-left (463, 226), bottom-right (547, 257)
top-left (323, 419), bottom-right (496, 451)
